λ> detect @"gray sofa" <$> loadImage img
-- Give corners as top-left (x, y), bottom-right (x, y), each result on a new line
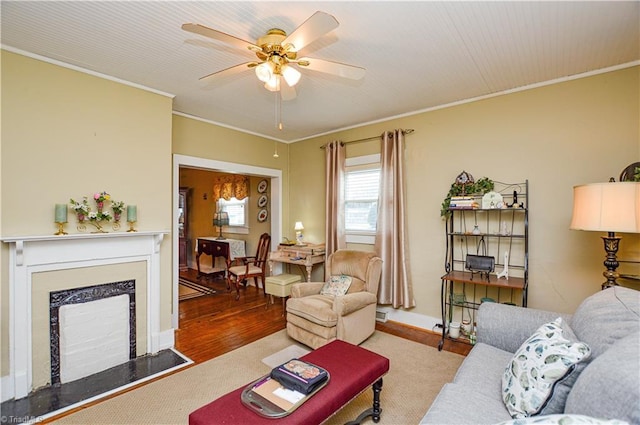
top-left (421, 286), bottom-right (640, 424)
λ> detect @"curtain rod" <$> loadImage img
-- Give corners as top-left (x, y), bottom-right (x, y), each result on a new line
top-left (320, 129), bottom-right (415, 149)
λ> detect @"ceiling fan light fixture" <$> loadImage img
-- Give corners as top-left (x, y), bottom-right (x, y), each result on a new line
top-left (255, 61), bottom-right (274, 83)
top-left (282, 64), bottom-right (301, 87)
top-left (183, 11), bottom-right (364, 103)
top-left (264, 75), bottom-right (280, 91)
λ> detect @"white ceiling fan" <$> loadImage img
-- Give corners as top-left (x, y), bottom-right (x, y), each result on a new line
top-left (182, 11), bottom-right (365, 100)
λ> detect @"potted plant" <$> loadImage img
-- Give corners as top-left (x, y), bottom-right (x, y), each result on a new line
top-left (70, 197), bottom-right (90, 222)
top-left (441, 173), bottom-right (494, 218)
top-left (111, 200), bottom-right (125, 222)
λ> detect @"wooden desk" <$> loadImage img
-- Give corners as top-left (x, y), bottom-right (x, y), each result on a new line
top-left (196, 238), bottom-right (246, 276)
top-left (269, 244), bottom-right (325, 282)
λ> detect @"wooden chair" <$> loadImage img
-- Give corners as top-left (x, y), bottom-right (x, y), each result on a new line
top-left (227, 233), bottom-right (271, 300)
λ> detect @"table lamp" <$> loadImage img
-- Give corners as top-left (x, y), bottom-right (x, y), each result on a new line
top-left (295, 221), bottom-right (305, 245)
top-left (213, 211), bottom-right (229, 240)
top-left (570, 181), bottom-right (640, 289)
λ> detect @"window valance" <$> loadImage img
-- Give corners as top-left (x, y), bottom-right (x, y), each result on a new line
top-left (213, 175), bottom-right (249, 201)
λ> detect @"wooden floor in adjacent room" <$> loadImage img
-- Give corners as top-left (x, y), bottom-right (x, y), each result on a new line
top-left (176, 269), bottom-right (471, 364)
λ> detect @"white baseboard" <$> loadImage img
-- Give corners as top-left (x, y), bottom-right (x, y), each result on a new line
top-left (376, 306), bottom-right (442, 333)
top-left (2, 374), bottom-right (15, 402)
top-left (157, 328), bottom-right (175, 351)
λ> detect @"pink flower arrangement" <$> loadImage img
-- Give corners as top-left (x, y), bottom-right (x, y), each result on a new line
top-left (94, 191), bottom-right (110, 213)
top-left (94, 191), bottom-right (111, 203)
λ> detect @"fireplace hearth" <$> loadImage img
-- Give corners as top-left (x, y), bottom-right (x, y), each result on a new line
top-left (0, 348), bottom-right (188, 422)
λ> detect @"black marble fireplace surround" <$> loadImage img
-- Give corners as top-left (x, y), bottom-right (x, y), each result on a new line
top-left (49, 280), bottom-right (137, 385)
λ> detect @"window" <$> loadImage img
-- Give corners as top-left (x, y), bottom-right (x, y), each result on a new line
top-left (218, 197), bottom-right (249, 233)
top-left (345, 154), bottom-right (380, 244)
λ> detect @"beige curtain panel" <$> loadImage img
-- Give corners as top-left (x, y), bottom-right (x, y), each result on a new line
top-left (212, 175), bottom-right (249, 201)
top-left (375, 130), bottom-right (415, 309)
top-left (325, 140), bottom-right (346, 255)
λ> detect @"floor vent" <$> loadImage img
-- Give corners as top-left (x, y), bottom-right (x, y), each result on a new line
top-left (375, 309), bottom-right (388, 323)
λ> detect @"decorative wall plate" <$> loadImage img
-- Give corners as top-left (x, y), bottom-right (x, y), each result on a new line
top-left (258, 194), bottom-right (268, 208)
top-left (258, 209), bottom-right (268, 222)
top-left (620, 162), bottom-right (640, 181)
top-left (482, 191), bottom-right (503, 209)
top-left (257, 179), bottom-right (268, 193)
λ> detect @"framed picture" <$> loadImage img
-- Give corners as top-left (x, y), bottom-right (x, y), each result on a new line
top-left (258, 209), bottom-right (268, 222)
top-left (258, 194), bottom-right (268, 208)
top-left (257, 179), bottom-right (268, 193)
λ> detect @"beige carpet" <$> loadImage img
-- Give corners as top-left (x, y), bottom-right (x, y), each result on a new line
top-left (261, 344), bottom-right (311, 368)
top-left (53, 330), bottom-right (464, 424)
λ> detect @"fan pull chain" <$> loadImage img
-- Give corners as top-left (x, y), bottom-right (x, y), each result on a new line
top-left (275, 83), bottom-right (283, 131)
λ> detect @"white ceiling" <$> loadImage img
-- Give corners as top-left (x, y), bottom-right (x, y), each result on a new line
top-left (2, 1), bottom-right (638, 143)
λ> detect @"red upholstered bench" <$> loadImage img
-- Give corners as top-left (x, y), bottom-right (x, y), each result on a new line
top-left (189, 339), bottom-right (390, 425)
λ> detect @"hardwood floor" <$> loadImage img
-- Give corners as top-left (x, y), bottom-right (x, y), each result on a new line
top-left (176, 269), bottom-right (471, 363)
top-left (176, 269), bottom-right (288, 363)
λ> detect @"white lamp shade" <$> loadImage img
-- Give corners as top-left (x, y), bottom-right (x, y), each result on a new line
top-left (294, 221), bottom-right (304, 231)
top-left (255, 62), bottom-right (274, 83)
top-left (570, 182), bottom-right (640, 233)
top-left (264, 75), bottom-right (280, 92)
top-left (282, 64), bottom-right (301, 87)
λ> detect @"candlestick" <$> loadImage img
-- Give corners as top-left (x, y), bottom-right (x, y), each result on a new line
top-left (127, 221), bottom-right (137, 232)
top-left (127, 205), bottom-right (137, 222)
top-left (54, 204), bottom-right (68, 235)
top-left (55, 204), bottom-right (68, 223)
top-left (54, 222), bottom-right (68, 235)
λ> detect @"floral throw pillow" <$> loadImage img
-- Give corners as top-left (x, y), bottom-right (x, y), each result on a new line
top-left (320, 275), bottom-right (352, 296)
top-left (495, 414), bottom-right (629, 425)
top-left (502, 317), bottom-right (591, 419)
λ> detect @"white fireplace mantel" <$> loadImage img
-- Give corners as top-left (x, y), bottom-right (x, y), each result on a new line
top-left (2, 231), bottom-right (169, 400)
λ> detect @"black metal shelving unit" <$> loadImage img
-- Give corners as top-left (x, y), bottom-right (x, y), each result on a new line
top-left (438, 180), bottom-right (529, 350)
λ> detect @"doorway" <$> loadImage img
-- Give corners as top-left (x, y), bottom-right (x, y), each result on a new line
top-left (172, 154), bottom-right (282, 329)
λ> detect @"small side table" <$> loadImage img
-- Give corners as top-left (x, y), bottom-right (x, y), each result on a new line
top-left (265, 274), bottom-right (301, 314)
top-left (196, 237), bottom-right (246, 279)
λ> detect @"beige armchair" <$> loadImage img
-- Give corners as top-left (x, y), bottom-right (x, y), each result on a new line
top-left (285, 250), bottom-right (383, 349)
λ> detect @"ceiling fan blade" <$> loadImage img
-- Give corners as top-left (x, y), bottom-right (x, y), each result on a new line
top-left (297, 57), bottom-right (365, 80)
top-left (199, 62), bottom-right (256, 83)
top-left (283, 11), bottom-right (339, 52)
top-left (182, 23), bottom-right (261, 52)
top-left (280, 83), bottom-right (297, 101)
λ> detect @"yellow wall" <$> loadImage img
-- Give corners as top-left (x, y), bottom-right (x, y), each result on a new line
top-left (290, 66), bottom-right (640, 319)
top-left (172, 114), bottom-right (290, 238)
top-left (0, 50), bottom-right (173, 379)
